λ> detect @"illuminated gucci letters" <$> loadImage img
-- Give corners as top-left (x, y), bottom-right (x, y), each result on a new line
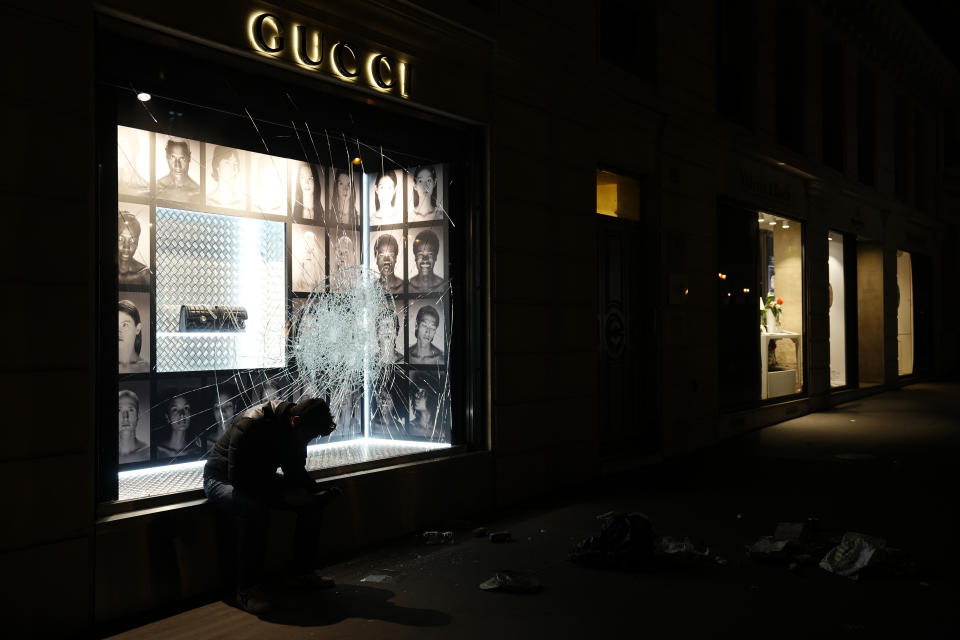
top-left (247, 12), bottom-right (410, 98)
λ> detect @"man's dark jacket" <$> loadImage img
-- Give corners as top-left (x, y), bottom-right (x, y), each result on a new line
top-left (204, 401), bottom-right (315, 497)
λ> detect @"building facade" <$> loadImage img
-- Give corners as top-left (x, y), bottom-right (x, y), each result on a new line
top-left (2, 0), bottom-right (958, 633)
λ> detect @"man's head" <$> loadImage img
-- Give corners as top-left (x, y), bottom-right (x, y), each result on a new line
top-left (118, 390), bottom-right (139, 433)
top-left (376, 311), bottom-right (401, 360)
top-left (165, 139), bottom-right (191, 177)
top-left (288, 397), bottom-right (336, 443)
top-left (334, 235), bottom-right (355, 268)
top-left (118, 210), bottom-right (141, 262)
top-left (215, 389), bottom-right (236, 427)
top-left (374, 233), bottom-right (399, 278)
top-left (414, 305), bottom-right (440, 342)
top-left (211, 145), bottom-right (239, 183)
top-left (412, 230), bottom-right (439, 277)
top-left (167, 396), bottom-right (191, 431)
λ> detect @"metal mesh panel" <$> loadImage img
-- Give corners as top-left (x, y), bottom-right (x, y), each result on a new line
top-left (117, 440), bottom-right (450, 501)
top-left (155, 207), bottom-right (286, 372)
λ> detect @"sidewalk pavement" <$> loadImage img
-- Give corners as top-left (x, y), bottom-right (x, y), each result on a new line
top-left (106, 382), bottom-right (960, 639)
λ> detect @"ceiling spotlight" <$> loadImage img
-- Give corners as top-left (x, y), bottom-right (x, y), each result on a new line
top-left (782, 221), bottom-right (790, 229)
top-left (136, 92), bottom-right (151, 102)
top-left (768, 220), bottom-right (777, 225)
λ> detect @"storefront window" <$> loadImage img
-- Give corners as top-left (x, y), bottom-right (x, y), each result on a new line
top-left (758, 212), bottom-right (803, 400)
top-left (897, 250), bottom-right (914, 376)
top-left (716, 202), bottom-right (804, 411)
top-left (596, 169), bottom-right (641, 220)
top-left (827, 231), bottom-right (847, 387)
top-left (103, 25), bottom-right (477, 502)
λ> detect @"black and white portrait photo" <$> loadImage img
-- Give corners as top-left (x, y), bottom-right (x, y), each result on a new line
top-left (407, 369), bottom-right (450, 442)
top-left (118, 203), bottom-right (152, 288)
top-left (155, 135), bottom-right (202, 205)
top-left (328, 168), bottom-right (359, 226)
top-left (290, 160), bottom-right (325, 222)
top-left (406, 298), bottom-right (446, 365)
top-left (407, 225), bottom-right (447, 294)
top-left (117, 125), bottom-right (151, 197)
top-left (204, 382), bottom-right (239, 452)
top-left (118, 382), bottom-right (150, 464)
top-left (370, 229), bottom-right (405, 294)
top-left (205, 143), bottom-right (248, 210)
top-left (328, 231), bottom-right (360, 292)
top-left (407, 164), bottom-right (444, 222)
top-left (329, 388), bottom-right (362, 441)
top-left (118, 292), bottom-right (151, 374)
top-left (369, 169), bottom-right (404, 226)
top-left (376, 305), bottom-right (406, 365)
top-left (154, 379), bottom-right (205, 460)
top-left (370, 371), bottom-right (406, 438)
top-left (292, 223), bottom-right (326, 293)
top-left (250, 152), bottom-right (287, 215)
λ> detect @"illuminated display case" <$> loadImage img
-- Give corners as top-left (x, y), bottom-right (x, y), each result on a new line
top-left (100, 22), bottom-right (482, 500)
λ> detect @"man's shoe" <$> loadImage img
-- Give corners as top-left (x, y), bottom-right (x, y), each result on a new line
top-left (284, 571), bottom-right (336, 590)
top-left (236, 585), bottom-right (272, 614)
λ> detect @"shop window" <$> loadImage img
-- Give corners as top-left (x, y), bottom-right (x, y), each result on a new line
top-left (717, 202), bottom-right (804, 411)
top-left (897, 250), bottom-right (914, 376)
top-left (596, 169), bottom-right (641, 221)
top-left (758, 212), bottom-right (804, 400)
top-left (827, 231), bottom-right (847, 387)
top-left (103, 25), bottom-right (479, 502)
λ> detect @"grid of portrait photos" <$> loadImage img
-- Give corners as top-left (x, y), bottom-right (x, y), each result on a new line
top-left (116, 124), bottom-right (452, 470)
top-left (367, 165), bottom-right (453, 444)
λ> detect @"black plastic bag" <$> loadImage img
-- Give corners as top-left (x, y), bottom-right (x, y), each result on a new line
top-left (569, 512), bottom-right (655, 571)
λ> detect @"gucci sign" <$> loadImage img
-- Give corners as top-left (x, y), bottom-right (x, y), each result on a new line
top-left (247, 12), bottom-right (411, 98)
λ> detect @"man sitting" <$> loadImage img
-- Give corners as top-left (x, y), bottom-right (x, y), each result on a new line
top-left (203, 397), bottom-right (340, 614)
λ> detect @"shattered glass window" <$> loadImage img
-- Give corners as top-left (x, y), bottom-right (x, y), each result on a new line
top-left (104, 25), bottom-right (473, 500)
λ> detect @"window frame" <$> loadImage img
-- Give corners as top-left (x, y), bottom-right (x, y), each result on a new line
top-left (95, 16), bottom-right (487, 507)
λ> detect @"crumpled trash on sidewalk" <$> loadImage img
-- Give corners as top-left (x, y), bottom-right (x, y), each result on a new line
top-left (360, 569), bottom-right (405, 585)
top-left (569, 512), bottom-right (655, 570)
top-left (478, 570), bottom-right (542, 593)
top-left (422, 530), bottom-right (455, 545)
top-left (819, 532), bottom-right (886, 577)
top-left (657, 536), bottom-right (712, 560)
top-left (748, 536), bottom-right (790, 558)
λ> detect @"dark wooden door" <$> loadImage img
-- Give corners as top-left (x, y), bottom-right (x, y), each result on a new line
top-left (597, 216), bottom-right (656, 457)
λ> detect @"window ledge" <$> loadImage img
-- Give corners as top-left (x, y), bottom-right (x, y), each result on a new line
top-left (99, 439), bottom-right (466, 519)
